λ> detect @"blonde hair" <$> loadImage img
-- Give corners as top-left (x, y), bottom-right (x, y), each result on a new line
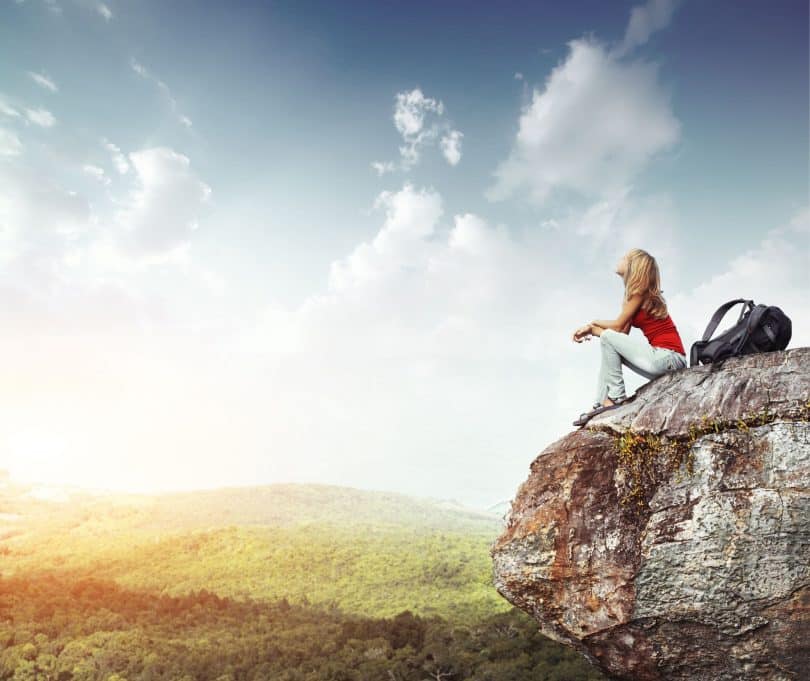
top-left (623, 248), bottom-right (668, 319)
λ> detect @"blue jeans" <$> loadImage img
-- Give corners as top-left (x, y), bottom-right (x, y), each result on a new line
top-left (595, 329), bottom-right (687, 405)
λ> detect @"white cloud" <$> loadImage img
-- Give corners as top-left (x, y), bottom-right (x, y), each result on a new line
top-left (0, 96), bottom-right (22, 119)
top-left (130, 58), bottom-right (193, 130)
top-left (0, 162), bottom-right (223, 496)
top-left (25, 107), bottom-right (56, 127)
top-left (101, 137), bottom-right (129, 174)
top-left (130, 59), bottom-right (147, 78)
top-left (0, 145), bottom-right (221, 344)
top-left (370, 160), bottom-right (396, 176)
top-left (611, 0), bottom-right (682, 59)
top-left (198, 267), bottom-right (227, 297)
top-left (440, 129), bottom-right (463, 166)
top-left (224, 182), bottom-right (625, 503)
top-left (1, 136), bottom-right (212, 278)
top-left (97, 2), bottom-right (112, 21)
top-left (82, 163), bottom-right (111, 185)
top-left (669, 205), bottom-right (810, 352)
top-left (0, 102), bottom-right (234, 499)
top-left (220, 189), bottom-right (806, 506)
top-left (0, 128), bottom-right (23, 156)
top-left (375, 88), bottom-right (464, 173)
top-left (0, 161), bottom-right (91, 275)
top-left (113, 147), bottom-right (212, 257)
top-left (28, 71), bottom-right (58, 93)
top-left (558, 185), bottom-right (682, 272)
top-left (486, 36), bottom-right (680, 206)
top-left (514, 72), bottom-right (524, 80)
top-left (328, 182), bottom-right (443, 292)
top-left (394, 88), bottom-right (444, 137)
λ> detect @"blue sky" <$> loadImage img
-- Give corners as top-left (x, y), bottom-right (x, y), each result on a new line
top-left (0, 0), bottom-right (807, 509)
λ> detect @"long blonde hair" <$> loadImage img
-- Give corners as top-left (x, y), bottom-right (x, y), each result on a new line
top-left (623, 248), bottom-right (668, 319)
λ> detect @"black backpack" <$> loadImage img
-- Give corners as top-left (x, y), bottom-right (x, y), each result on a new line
top-left (689, 298), bottom-right (792, 367)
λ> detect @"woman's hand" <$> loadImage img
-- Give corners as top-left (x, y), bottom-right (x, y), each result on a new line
top-left (572, 324), bottom-right (593, 343)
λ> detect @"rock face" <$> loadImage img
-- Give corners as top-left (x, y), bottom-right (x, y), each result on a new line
top-left (491, 346), bottom-right (810, 680)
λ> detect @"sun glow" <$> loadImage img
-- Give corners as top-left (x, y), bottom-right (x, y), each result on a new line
top-left (5, 428), bottom-right (70, 485)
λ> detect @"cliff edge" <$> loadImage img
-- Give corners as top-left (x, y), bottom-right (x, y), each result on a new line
top-left (490, 346), bottom-right (810, 680)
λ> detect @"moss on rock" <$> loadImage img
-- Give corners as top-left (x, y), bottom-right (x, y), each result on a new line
top-left (609, 398), bottom-right (810, 519)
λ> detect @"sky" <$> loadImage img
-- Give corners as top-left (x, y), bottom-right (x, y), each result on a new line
top-left (0, 0), bottom-right (807, 510)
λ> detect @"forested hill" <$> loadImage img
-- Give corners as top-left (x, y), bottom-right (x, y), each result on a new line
top-left (0, 476), bottom-right (607, 679)
top-left (1, 478), bottom-right (507, 624)
top-left (0, 477), bottom-right (503, 538)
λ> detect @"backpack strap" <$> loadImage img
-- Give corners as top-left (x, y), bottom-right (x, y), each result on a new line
top-left (701, 299), bottom-right (754, 342)
top-left (734, 304), bottom-right (768, 354)
top-left (761, 319), bottom-right (777, 344)
top-left (689, 342), bottom-right (704, 368)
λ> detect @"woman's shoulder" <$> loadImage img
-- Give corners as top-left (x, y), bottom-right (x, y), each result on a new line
top-left (631, 299), bottom-right (648, 323)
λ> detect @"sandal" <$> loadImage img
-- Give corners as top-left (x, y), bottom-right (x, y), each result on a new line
top-left (572, 396), bottom-right (631, 427)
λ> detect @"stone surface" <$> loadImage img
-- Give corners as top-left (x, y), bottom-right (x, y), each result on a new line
top-left (490, 346), bottom-right (810, 680)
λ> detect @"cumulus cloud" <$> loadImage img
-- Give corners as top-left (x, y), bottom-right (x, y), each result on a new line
top-left (24, 107), bottom-right (56, 127)
top-left (97, 2), bottom-right (112, 21)
top-left (0, 161), bottom-right (91, 279)
top-left (440, 129), bottom-right (463, 166)
top-left (113, 147), bottom-right (212, 258)
top-left (372, 87), bottom-right (464, 174)
top-left (222, 189), bottom-right (807, 505)
top-left (328, 183), bottom-right (443, 292)
top-left (130, 58), bottom-right (193, 130)
top-left (611, 0), bottom-right (682, 59)
top-left (101, 137), bottom-right (129, 174)
top-left (0, 142), bottom-right (221, 350)
top-left (485, 36), bottom-right (680, 206)
top-left (0, 158), bottom-right (225, 496)
top-left (669, 205), bottom-right (810, 350)
top-left (82, 163), bottom-right (111, 185)
top-left (0, 96), bottom-right (21, 119)
top-left (394, 89), bottom-right (443, 136)
top-left (226, 182), bottom-right (624, 502)
top-left (130, 59), bottom-right (147, 78)
top-left (0, 128), bottom-right (23, 156)
top-left (370, 160), bottom-right (396, 176)
top-left (395, 89), bottom-right (443, 169)
top-left (1, 131), bottom-right (212, 279)
top-left (28, 71), bottom-right (58, 92)
top-left (562, 186), bottom-right (682, 271)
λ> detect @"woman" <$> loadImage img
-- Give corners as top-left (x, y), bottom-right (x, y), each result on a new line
top-left (571, 248), bottom-right (687, 427)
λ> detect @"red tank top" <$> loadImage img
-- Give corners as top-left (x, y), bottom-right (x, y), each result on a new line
top-left (632, 306), bottom-right (685, 354)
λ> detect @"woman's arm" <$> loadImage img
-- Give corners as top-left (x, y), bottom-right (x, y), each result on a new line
top-left (590, 293), bottom-right (643, 335)
top-left (589, 321), bottom-right (630, 337)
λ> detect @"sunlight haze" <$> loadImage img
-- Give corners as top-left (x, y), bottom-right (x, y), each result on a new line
top-left (0, 0), bottom-right (807, 509)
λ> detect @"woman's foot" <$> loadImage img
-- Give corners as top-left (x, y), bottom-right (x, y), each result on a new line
top-left (574, 395), bottom-right (631, 427)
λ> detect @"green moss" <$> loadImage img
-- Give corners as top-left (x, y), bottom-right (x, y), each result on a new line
top-left (604, 399), bottom-right (810, 519)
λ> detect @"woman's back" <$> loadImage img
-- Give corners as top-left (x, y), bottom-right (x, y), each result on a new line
top-left (632, 305), bottom-right (685, 354)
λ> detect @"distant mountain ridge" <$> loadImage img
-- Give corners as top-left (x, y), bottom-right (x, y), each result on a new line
top-left (1, 479), bottom-right (508, 623)
top-left (1, 479), bottom-right (502, 539)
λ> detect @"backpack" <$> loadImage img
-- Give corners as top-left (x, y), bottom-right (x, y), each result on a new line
top-left (689, 298), bottom-right (792, 367)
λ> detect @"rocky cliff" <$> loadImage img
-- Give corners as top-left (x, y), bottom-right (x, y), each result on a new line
top-left (490, 346), bottom-right (810, 680)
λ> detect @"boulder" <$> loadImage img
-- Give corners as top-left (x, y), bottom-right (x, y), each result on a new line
top-left (490, 347), bottom-right (810, 680)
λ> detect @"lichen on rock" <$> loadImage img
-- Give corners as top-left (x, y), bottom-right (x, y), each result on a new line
top-left (490, 346), bottom-right (810, 680)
